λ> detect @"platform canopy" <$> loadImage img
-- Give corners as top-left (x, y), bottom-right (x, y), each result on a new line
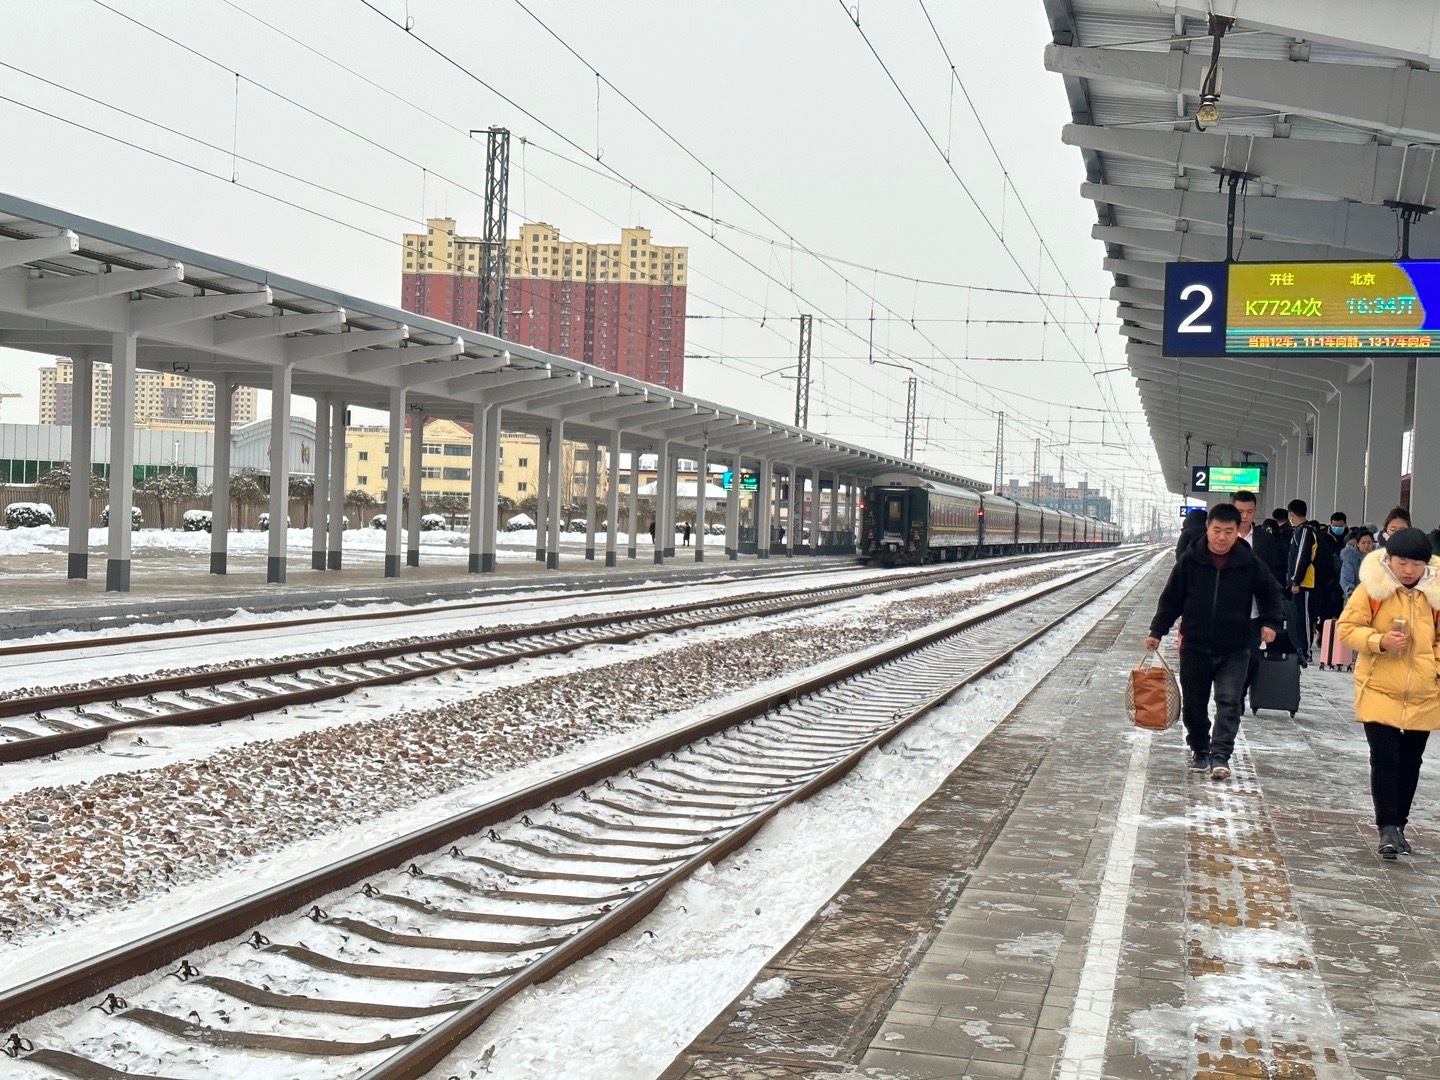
top-left (0, 192), bottom-right (989, 491)
top-left (1043, 0), bottom-right (1440, 499)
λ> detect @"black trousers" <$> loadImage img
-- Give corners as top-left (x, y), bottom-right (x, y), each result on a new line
top-left (1244, 617), bottom-right (1263, 694)
top-left (1287, 590), bottom-right (1311, 660)
top-left (1179, 647), bottom-right (1250, 761)
top-left (1364, 723), bottom-right (1430, 829)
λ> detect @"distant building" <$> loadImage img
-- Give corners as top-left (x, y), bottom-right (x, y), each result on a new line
top-left (343, 418), bottom-right (543, 509)
top-left (399, 218), bottom-right (688, 391)
top-left (39, 357), bottom-right (257, 427)
top-left (1005, 474), bottom-right (1113, 523)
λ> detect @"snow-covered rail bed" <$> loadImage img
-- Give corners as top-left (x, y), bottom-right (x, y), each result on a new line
top-left (2, 553), bottom-right (1145, 1080)
top-left (0, 551), bottom-right (1106, 762)
top-left (0, 554), bottom-right (1113, 953)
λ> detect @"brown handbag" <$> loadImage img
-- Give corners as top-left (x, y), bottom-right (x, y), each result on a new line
top-left (1126, 649), bottom-right (1181, 731)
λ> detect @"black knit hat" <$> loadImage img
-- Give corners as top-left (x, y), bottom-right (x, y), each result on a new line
top-left (1385, 527), bottom-right (1434, 562)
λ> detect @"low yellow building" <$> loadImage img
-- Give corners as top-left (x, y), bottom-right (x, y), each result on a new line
top-left (343, 418), bottom-right (550, 508)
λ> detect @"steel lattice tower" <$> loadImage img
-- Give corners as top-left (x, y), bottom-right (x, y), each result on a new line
top-left (903, 377), bottom-right (917, 459)
top-left (794, 314), bottom-right (813, 428)
top-left (479, 127), bottom-right (511, 338)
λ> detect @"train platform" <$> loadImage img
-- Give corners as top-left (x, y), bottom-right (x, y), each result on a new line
top-left (0, 529), bottom-right (848, 638)
top-left (663, 560), bottom-right (1440, 1079)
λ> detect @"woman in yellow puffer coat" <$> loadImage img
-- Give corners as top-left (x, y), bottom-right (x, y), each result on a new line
top-left (1337, 528), bottom-right (1440, 859)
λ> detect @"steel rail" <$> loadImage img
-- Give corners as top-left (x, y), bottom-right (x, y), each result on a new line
top-left (0, 557), bottom-right (862, 660)
top-left (0, 552), bottom-right (1144, 1039)
top-left (0, 550), bottom-right (1107, 763)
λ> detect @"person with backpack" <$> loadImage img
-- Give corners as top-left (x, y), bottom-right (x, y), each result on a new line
top-left (1336, 528), bottom-right (1440, 859)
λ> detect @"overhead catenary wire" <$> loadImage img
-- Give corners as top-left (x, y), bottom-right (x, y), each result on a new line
top-left (0, 3), bottom-right (1158, 494)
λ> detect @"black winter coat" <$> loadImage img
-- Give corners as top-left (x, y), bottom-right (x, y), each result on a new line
top-left (1246, 525), bottom-right (1287, 589)
top-left (1150, 537), bottom-right (1286, 655)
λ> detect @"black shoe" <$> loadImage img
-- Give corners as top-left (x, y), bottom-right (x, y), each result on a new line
top-left (1398, 828), bottom-right (1414, 856)
top-left (1210, 760), bottom-right (1231, 781)
top-left (1189, 750), bottom-right (1210, 771)
top-left (1379, 825), bottom-right (1403, 860)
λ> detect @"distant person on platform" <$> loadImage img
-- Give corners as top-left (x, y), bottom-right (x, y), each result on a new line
top-left (1285, 499), bottom-right (1323, 663)
top-left (1342, 531), bottom-right (1376, 598)
top-left (682, 521), bottom-right (692, 547)
top-left (648, 520), bottom-right (656, 543)
top-left (1176, 507), bottom-right (1208, 557)
top-left (1337, 527), bottom-right (1440, 859)
top-left (1262, 507), bottom-right (1293, 550)
top-left (1146, 503), bottom-right (1286, 781)
top-left (1379, 506), bottom-right (1413, 548)
top-left (1232, 490), bottom-right (1285, 692)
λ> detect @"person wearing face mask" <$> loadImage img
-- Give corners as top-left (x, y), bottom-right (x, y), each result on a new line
top-left (1337, 527), bottom-right (1440, 860)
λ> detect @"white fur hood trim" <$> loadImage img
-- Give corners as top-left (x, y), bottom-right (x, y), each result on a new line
top-left (1357, 548), bottom-right (1440, 606)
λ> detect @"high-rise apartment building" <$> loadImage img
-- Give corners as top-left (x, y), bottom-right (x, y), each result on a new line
top-left (400, 218), bottom-right (687, 391)
top-left (38, 358), bottom-right (257, 427)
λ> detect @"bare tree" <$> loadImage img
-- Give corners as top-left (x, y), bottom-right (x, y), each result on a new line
top-left (140, 467), bottom-right (196, 531)
top-left (229, 468), bottom-right (266, 531)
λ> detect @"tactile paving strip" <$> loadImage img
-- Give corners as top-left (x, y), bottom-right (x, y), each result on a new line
top-left (1184, 746), bottom-right (1351, 1078)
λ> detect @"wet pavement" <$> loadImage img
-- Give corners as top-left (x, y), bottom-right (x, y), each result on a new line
top-left (662, 560), bottom-right (1440, 1079)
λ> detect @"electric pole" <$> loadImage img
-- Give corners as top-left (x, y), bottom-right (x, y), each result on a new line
top-left (1033, 438), bottom-right (1040, 496)
top-left (993, 411), bottom-right (1005, 493)
top-left (477, 126), bottom-right (511, 338)
top-left (903, 377), bottom-right (917, 459)
top-left (794, 314), bottom-right (812, 428)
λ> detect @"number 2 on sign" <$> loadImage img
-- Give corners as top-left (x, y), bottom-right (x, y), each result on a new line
top-left (1178, 284), bottom-right (1214, 333)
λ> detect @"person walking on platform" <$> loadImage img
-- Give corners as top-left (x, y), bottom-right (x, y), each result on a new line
top-left (1341, 531), bottom-right (1375, 598)
top-left (1285, 499), bottom-right (1322, 664)
top-left (1232, 490), bottom-right (1284, 693)
top-left (1336, 528), bottom-right (1440, 859)
top-left (1145, 503), bottom-right (1286, 780)
top-left (1379, 506), bottom-right (1412, 547)
top-left (1262, 507), bottom-right (1293, 551)
top-left (1176, 507), bottom-right (1207, 557)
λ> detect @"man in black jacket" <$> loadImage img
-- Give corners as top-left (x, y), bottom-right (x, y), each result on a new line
top-left (1231, 490), bottom-right (1285, 693)
top-left (1145, 503), bottom-right (1286, 780)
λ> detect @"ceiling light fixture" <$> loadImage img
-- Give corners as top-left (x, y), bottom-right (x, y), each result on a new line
top-left (1193, 13), bottom-right (1236, 131)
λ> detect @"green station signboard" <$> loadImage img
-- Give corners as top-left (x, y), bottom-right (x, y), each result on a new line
top-left (1191, 465), bottom-right (1263, 493)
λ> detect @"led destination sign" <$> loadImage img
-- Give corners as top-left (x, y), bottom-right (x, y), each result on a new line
top-left (1191, 465), bottom-right (1262, 493)
top-left (1164, 260), bottom-right (1440, 356)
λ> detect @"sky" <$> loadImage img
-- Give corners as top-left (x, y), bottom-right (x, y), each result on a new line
top-left (0, 0), bottom-right (1173, 525)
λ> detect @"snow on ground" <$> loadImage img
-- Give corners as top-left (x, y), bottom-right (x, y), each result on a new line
top-left (430, 561), bottom-right (1150, 1079)
top-left (0, 524), bottom-right (726, 560)
top-left (0, 556), bottom-right (1116, 991)
top-left (0, 560), bottom-right (868, 696)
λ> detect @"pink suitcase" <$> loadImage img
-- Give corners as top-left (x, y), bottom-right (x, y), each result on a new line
top-left (1318, 618), bottom-right (1354, 671)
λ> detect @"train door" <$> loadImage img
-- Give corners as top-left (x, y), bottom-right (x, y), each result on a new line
top-left (879, 490), bottom-right (907, 558)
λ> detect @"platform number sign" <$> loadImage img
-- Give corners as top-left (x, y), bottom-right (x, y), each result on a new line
top-left (1164, 263), bottom-right (1229, 356)
top-left (1191, 466), bottom-right (1210, 493)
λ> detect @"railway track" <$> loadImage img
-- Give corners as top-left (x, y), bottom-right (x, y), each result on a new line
top-left (1, 550), bottom-right (1147, 1080)
top-left (0, 549), bottom-right (1109, 764)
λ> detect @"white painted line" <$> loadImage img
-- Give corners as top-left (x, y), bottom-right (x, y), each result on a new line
top-left (1056, 728), bottom-right (1152, 1080)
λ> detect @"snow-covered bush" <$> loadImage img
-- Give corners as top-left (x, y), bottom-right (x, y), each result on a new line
top-left (99, 505), bottom-right (142, 530)
top-left (371, 513), bottom-right (387, 530)
top-left (257, 512), bottom-right (291, 532)
top-left (183, 509), bottom-right (213, 533)
top-left (420, 513), bottom-right (447, 532)
top-left (4, 502), bottom-right (55, 529)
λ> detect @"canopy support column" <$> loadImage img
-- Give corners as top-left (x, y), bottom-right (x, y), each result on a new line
top-left (67, 356), bottom-right (93, 579)
top-left (310, 394), bottom-right (329, 570)
top-left (604, 430), bottom-right (621, 567)
top-left (209, 373), bottom-right (232, 574)
top-left (1365, 357), bottom-right (1406, 523)
top-left (384, 387), bottom-right (405, 578)
top-left (265, 361), bottom-right (293, 585)
top-left (326, 400), bottom-right (346, 569)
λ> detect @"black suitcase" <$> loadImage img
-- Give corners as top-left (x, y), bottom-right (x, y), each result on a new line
top-left (1250, 649), bottom-right (1301, 717)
